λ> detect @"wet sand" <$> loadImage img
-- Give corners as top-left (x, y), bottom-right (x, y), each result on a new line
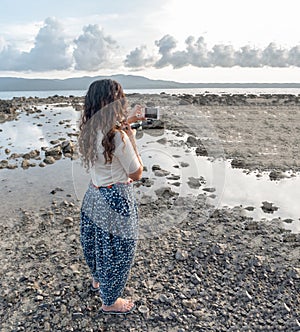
top-left (0, 93), bottom-right (299, 331)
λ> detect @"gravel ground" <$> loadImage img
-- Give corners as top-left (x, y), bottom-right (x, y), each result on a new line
top-left (0, 194), bottom-right (299, 331)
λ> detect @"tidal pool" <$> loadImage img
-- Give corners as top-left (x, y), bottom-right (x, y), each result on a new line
top-left (0, 105), bottom-right (299, 233)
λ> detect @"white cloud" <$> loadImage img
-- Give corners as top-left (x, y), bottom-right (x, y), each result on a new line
top-left (209, 44), bottom-right (235, 67)
top-left (154, 34), bottom-right (178, 68)
top-left (261, 43), bottom-right (289, 67)
top-left (288, 45), bottom-right (300, 66)
top-left (235, 46), bottom-right (262, 67)
top-left (0, 17), bottom-right (72, 71)
top-left (124, 45), bottom-right (155, 69)
top-left (73, 24), bottom-right (119, 71)
top-left (0, 17), bottom-right (300, 74)
top-left (0, 45), bottom-right (22, 71)
top-left (125, 35), bottom-right (300, 69)
top-left (20, 17), bottom-right (72, 71)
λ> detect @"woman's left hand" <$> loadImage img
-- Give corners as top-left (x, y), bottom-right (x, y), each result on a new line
top-left (127, 104), bottom-right (145, 124)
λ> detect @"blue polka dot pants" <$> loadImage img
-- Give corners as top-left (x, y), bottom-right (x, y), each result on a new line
top-left (80, 183), bottom-right (138, 306)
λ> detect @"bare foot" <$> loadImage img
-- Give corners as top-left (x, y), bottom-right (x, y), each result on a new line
top-left (101, 298), bottom-right (135, 313)
top-left (92, 279), bottom-right (100, 289)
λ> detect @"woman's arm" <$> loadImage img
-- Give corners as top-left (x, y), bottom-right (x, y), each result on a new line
top-left (121, 123), bottom-right (143, 181)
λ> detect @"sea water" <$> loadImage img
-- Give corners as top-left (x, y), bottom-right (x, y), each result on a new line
top-left (1, 87), bottom-right (300, 100)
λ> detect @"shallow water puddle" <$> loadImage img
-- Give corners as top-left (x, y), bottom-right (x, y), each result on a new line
top-left (0, 106), bottom-right (299, 233)
top-left (0, 105), bottom-right (79, 153)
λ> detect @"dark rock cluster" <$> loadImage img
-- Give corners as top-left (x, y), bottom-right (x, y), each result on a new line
top-left (177, 93), bottom-right (300, 106)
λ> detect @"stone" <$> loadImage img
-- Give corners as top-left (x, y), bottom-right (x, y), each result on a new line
top-left (61, 140), bottom-right (74, 154)
top-left (245, 221), bottom-right (260, 230)
top-left (155, 186), bottom-right (178, 199)
top-left (261, 201), bottom-right (279, 213)
top-left (21, 160), bottom-right (30, 169)
top-left (63, 217), bottom-right (74, 225)
top-left (45, 145), bottom-right (62, 157)
top-left (7, 163), bottom-right (18, 169)
top-left (154, 169), bottom-right (170, 177)
top-left (202, 187), bottom-right (216, 193)
top-left (156, 137), bottom-right (168, 144)
top-left (175, 249), bottom-right (189, 261)
top-left (159, 294), bottom-right (168, 302)
top-left (152, 164), bottom-right (161, 171)
top-left (190, 273), bottom-right (201, 285)
top-left (138, 305), bottom-right (150, 316)
top-left (182, 298), bottom-right (197, 309)
top-left (187, 177), bottom-right (205, 189)
top-left (269, 170), bottom-right (285, 181)
top-left (180, 162), bottom-right (189, 167)
top-left (231, 158), bottom-right (246, 168)
top-left (50, 140), bottom-right (61, 145)
top-left (44, 156), bottom-right (56, 164)
top-left (195, 145), bottom-right (208, 156)
top-left (167, 175), bottom-right (181, 180)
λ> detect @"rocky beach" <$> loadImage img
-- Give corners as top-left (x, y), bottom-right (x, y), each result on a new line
top-left (0, 93), bottom-right (300, 331)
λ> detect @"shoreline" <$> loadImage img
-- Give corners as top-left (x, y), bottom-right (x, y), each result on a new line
top-left (1, 92), bottom-right (300, 173)
top-left (0, 94), bottom-right (300, 330)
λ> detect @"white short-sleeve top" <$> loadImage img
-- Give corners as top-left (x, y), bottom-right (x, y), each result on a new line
top-left (90, 130), bottom-right (141, 187)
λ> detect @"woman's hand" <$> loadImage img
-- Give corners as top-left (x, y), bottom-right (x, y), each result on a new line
top-left (127, 104), bottom-right (146, 124)
top-left (121, 121), bottom-right (136, 138)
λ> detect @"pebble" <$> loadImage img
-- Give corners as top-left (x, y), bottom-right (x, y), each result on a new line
top-left (175, 249), bottom-right (189, 261)
top-left (202, 187), bottom-right (216, 193)
top-left (63, 217), bottom-right (74, 225)
top-left (156, 137), bottom-right (168, 144)
top-left (44, 156), bottom-right (56, 164)
top-left (21, 160), bottom-right (30, 168)
top-left (154, 169), bottom-right (170, 177)
top-left (138, 305), bottom-right (150, 315)
top-left (261, 201), bottom-right (279, 213)
top-left (180, 162), bottom-right (189, 167)
top-left (182, 299), bottom-right (198, 309)
top-left (35, 295), bottom-right (44, 301)
top-left (187, 177), bottom-right (205, 189)
top-left (7, 163), bottom-right (18, 169)
top-left (44, 322), bottom-right (51, 331)
top-left (190, 273), bottom-right (201, 285)
top-left (245, 290), bottom-right (253, 301)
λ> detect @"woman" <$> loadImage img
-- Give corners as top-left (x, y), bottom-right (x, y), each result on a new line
top-left (78, 79), bottom-right (144, 314)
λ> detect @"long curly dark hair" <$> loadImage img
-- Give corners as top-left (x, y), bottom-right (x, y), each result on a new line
top-left (78, 79), bottom-right (128, 170)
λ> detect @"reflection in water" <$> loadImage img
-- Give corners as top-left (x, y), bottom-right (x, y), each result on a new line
top-left (0, 105), bottom-right (299, 233)
top-left (0, 105), bottom-right (80, 154)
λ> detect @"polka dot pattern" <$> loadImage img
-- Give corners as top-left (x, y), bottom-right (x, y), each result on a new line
top-left (80, 182), bottom-right (138, 306)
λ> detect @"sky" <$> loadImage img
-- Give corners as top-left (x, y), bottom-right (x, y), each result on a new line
top-left (1, 0), bottom-right (300, 83)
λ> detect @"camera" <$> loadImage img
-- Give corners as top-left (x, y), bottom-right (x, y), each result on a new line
top-left (144, 107), bottom-right (160, 120)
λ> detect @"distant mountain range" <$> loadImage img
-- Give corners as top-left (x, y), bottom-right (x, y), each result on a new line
top-left (0, 74), bottom-right (300, 91)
